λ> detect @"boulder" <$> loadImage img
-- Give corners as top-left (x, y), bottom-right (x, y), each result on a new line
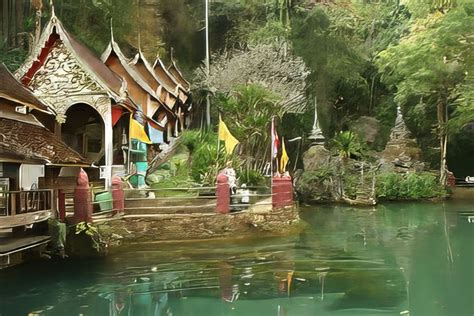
top-left (302, 144), bottom-right (332, 171)
top-left (349, 116), bottom-right (381, 145)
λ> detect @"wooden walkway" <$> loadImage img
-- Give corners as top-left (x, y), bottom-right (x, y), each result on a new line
top-left (0, 235), bottom-right (50, 255)
top-left (0, 210), bottom-right (52, 229)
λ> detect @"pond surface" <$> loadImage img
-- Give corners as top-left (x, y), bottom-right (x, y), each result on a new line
top-left (0, 201), bottom-right (473, 316)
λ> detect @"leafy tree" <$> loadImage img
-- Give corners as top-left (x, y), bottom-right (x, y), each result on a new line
top-left (290, 3), bottom-right (406, 138)
top-left (376, 4), bottom-right (474, 184)
top-left (215, 84), bottom-right (282, 172)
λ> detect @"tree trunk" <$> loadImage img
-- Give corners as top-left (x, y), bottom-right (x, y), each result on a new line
top-left (2, 0), bottom-right (9, 46)
top-left (9, 0), bottom-right (17, 48)
top-left (32, 0), bottom-right (43, 46)
top-left (437, 96), bottom-right (448, 186)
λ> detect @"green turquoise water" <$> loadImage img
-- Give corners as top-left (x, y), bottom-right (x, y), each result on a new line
top-left (0, 201), bottom-right (473, 316)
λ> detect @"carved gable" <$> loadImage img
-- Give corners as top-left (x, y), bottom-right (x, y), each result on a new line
top-left (29, 41), bottom-right (111, 123)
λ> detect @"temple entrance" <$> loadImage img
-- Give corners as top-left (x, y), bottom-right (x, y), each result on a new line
top-left (61, 103), bottom-right (105, 165)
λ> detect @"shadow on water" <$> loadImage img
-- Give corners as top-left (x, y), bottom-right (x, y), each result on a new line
top-left (0, 201), bottom-right (472, 316)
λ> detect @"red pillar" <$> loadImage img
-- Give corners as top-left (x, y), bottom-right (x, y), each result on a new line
top-left (74, 169), bottom-right (92, 224)
top-left (58, 189), bottom-right (66, 221)
top-left (216, 172), bottom-right (230, 214)
top-left (111, 176), bottom-right (125, 216)
top-left (219, 262), bottom-right (234, 302)
top-left (272, 176), bottom-right (293, 209)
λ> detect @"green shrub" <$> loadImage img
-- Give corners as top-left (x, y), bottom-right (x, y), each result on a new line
top-left (295, 167), bottom-right (334, 201)
top-left (238, 169), bottom-right (266, 187)
top-left (342, 173), bottom-right (359, 199)
top-left (180, 130), bottom-right (204, 155)
top-left (331, 131), bottom-right (363, 159)
top-left (179, 130), bottom-right (222, 184)
top-left (376, 172), bottom-right (445, 200)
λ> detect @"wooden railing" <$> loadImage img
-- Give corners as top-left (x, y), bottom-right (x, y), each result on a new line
top-left (82, 186), bottom-right (272, 217)
top-left (0, 189), bottom-right (53, 217)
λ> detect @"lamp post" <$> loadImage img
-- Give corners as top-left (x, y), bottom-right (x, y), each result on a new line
top-left (205, 0), bottom-right (211, 128)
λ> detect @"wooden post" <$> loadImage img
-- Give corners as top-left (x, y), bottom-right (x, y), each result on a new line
top-left (216, 172), bottom-right (230, 214)
top-left (58, 189), bottom-right (66, 221)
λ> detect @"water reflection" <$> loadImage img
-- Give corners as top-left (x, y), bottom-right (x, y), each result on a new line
top-left (0, 202), bottom-right (472, 316)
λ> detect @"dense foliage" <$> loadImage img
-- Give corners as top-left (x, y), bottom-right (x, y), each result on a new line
top-left (376, 172), bottom-right (446, 200)
top-left (180, 130), bottom-right (227, 185)
top-left (215, 84), bottom-right (282, 172)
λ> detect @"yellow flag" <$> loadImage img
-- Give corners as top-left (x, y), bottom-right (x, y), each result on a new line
top-left (218, 116), bottom-right (239, 154)
top-left (129, 114), bottom-right (151, 144)
top-left (287, 271), bottom-right (294, 297)
top-left (280, 137), bottom-right (289, 173)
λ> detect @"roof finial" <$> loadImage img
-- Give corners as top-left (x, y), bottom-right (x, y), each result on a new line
top-left (50, 0), bottom-right (56, 19)
top-left (138, 32), bottom-right (142, 53)
top-left (110, 18), bottom-right (114, 42)
top-left (170, 47), bottom-right (175, 63)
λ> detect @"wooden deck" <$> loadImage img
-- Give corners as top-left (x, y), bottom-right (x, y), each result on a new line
top-left (0, 235), bottom-right (50, 255)
top-left (0, 210), bottom-right (52, 229)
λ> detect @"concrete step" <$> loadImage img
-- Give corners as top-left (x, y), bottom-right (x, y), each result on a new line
top-left (124, 197), bottom-right (216, 208)
top-left (124, 204), bottom-right (216, 215)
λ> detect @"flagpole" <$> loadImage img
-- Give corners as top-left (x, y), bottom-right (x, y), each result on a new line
top-left (128, 113), bottom-right (132, 174)
top-left (216, 114), bottom-right (221, 169)
top-left (270, 117), bottom-right (274, 198)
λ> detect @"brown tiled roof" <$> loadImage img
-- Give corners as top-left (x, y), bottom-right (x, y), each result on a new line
top-left (0, 117), bottom-right (90, 166)
top-left (151, 56), bottom-right (188, 104)
top-left (168, 62), bottom-right (190, 91)
top-left (102, 40), bottom-right (176, 117)
top-left (0, 64), bottom-right (49, 112)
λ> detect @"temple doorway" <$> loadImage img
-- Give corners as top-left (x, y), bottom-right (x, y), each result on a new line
top-left (61, 103), bottom-right (105, 165)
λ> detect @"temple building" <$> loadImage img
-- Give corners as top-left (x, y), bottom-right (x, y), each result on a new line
top-left (0, 64), bottom-right (89, 267)
top-left (152, 53), bottom-right (192, 131)
top-left (15, 9), bottom-right (192, 188)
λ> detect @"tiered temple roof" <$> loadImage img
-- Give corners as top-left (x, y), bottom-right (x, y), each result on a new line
top-left (16, 11), bottom-right (125, 101)
top-left (152, 55), bottom-right (188, 104)
top-left (168, 60), bottom-right (190, 92)
top-left (130, 50), bottom-right (178, 108)
top-left (101, 36), bottom-right (175, 119)
top-left (0, 65), bottom-right (89, 166)
top-left (0, 64), bottom-right (49, 113)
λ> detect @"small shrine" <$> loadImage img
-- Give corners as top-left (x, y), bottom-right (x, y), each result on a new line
top-left (381, 106), bottom-right (423, 171)
top-left (308, 97), bottom-right (325, 145)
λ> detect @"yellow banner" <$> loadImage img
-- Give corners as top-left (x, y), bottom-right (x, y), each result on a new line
top-left (129, 114), bottom-right (151, 144)
top-left (218, 116), bottom-right (239, 154)
top-left (280, 137), bottom-right (289, 173)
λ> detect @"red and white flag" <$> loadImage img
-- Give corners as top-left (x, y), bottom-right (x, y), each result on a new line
top-left (271, 117), bottom-right (279, 159)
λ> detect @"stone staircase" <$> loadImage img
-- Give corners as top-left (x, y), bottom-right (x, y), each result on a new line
top-left (124, 196), bottom-right (216, 215)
